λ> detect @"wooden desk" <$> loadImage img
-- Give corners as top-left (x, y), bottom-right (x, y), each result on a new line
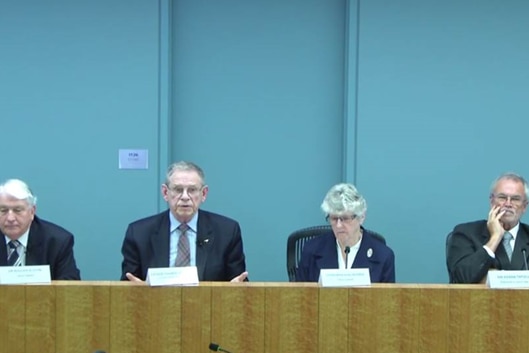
top-left (0, 282), bottom-right (527, 353)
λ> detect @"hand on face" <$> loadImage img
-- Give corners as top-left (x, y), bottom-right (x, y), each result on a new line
top-left (487, 205), bottom-right (506, 239)
top-left (489, 178), bottom-right (528, 231)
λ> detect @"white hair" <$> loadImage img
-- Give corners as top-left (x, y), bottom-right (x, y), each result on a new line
top-left (0, 179), bottom-right (38, 206)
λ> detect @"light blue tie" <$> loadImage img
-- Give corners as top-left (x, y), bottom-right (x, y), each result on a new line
top-left (502, 232), bottom-right (513, 261)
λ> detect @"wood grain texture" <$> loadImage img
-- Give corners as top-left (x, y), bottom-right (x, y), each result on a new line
top-left (26, 285), bottom-right (55, 353)
top-left (56, 284), bottom-right (110, 352)
top-left (0, 286), bottom-right (25, 353)
top-left (2, 282), bottom-right (529, 353)
top-left (318, 288), bottom-right (349, 353)
top-left (265, 285), bottom-right (319, 353)
top-left (211, 285), bottom-right (265, 353)
top-left (349, 286), bottom-right (420, 353)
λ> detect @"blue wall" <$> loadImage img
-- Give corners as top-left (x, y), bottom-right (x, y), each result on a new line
top-left (2, 0), bottom-right (528, 282)
top-left (0, 0), bottom-right (164, 279)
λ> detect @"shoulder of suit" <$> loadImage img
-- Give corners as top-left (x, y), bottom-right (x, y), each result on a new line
top-left (362, 232), bottom-right (392, 252)
top-left (198, 209), bottom-right (239, 225)
top-left (452, 219), bottom-right (487, 231)
top-left (128, 210), bottom-right (168, 227)
top-left (31, 216), bottom-right (74, 238)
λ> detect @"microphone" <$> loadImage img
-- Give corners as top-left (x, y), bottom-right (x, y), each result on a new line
top-left (209, 343), bottom-right (233, 353)
top-left (522, 248), bottom-right (529, 271)
top-left (344, 246), bottom-right (351, 269)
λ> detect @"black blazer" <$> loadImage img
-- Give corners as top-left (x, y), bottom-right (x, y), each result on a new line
top-left (121, 209), bottom-right (247, 281)
top-left (0, 216), bottom-right (80, 280)
top-left (447, 220), bottom-right (529, 283)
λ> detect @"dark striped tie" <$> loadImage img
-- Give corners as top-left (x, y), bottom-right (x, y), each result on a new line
top-left (175, 224), bottom-right (190, 267)
top-left (7, 240), bottom-right (20, 266)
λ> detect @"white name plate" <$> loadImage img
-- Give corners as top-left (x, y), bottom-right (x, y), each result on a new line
top-left (486, 270), bottom-right (529, 289)
top-left (146, 266), bottom-right (199, 286)
top-left (0, 265), bottom-right (51, 285)
top-left (318, 268), bottom-right (371, 287)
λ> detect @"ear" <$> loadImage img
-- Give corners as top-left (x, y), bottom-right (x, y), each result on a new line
top-left (30, 205), bottom-right (36, 221)
top-left (359, 213), bottom-right (366, 225)
top-left (161, 184), bottom-right (170, 201)
top-left (201, 185), bottom-right (209, 202)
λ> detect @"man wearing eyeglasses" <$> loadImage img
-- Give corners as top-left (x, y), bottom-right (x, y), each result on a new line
top-left (121, 161), bottom-right (248, 282)
top-left (296, 183), bottom-right (395, 282)
top-left (447, 172), bottom-right (529, 283)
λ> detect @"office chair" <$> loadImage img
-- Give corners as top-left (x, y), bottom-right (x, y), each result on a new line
top-left (445, 231), bottom-right (454, 282)
top-left (286, 225), bottom-right (386, 282)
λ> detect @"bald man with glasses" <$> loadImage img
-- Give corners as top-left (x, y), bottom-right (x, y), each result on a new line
top-left (447, 172), bottom-right (529, 283)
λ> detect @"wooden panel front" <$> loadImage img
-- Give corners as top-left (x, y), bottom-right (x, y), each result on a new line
top-left (449, 286), bottom-right (529, 353)
top-left (3, 282), bottom-right (529, 353)
top-left (265, 285), bottom-right (319, 353)
top-left (55, 284), bottom-right (110, 353)
top-left (418, 285), bottom-right (449, 353)
top-left (25, 285), bottom-right (55, 353)
top-left (318, 288), bottom-right (349, 353)
top-left (211, 284), bottom-right (265, 353)
top-left (0, 286), bottom-right (26, 353)
top-left (349, 285), bottom-right (421, 353)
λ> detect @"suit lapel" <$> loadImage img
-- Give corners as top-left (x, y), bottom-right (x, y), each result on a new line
top-left (512, 225), bottom-right (529, 270)
top-left (313, 233), bottom-right (339, 270)
top-left (196, 210), bottom-right (213, 280)
top-left (149, 211), bottom-right (171, 268)
top-left (26, 218), bottom-right (43, 266)
top-left (0, 237), bottom-right (7, 266)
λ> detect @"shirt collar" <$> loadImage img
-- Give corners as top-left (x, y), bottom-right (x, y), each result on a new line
top-left (4, 228), bottom-right (30, 248)
top-left (169, 211), bottom-right (198, 233)
top-left (506, 222), bottom-right (520, 240)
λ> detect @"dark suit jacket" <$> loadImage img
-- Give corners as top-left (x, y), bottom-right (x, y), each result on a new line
top-left (447, 220), bottom-right (529, 283)
top-left (0, 216), bottom-right (80, 280)
top-left (121, 209), bottom-right (247, 281)
top-left (296, 230), bottom-right (396, 283)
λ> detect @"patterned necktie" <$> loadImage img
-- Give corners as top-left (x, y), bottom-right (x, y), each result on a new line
top-left (503, 232), bottom-right (513, 261)
top-left (7, 240), bottom-right (20, 266)
top-left (175, 223), bottom-right (190, 267)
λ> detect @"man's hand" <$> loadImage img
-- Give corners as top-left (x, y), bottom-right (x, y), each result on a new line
top-left (126, 271), bottom-right (248, 283)
top-left (230, 271), bottom-right (249, 282)
top-left (486, 206), bottom-right (506, 251)
top-left (125, 272), bottom-right (147, 284)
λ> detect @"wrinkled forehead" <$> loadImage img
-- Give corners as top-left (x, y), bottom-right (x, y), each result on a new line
top-left (168, 170), bottom-right (204, 186)
top-left (493, 178), bottom-right (526, 195)
top-left (0, 194), bottom-right (31, 207)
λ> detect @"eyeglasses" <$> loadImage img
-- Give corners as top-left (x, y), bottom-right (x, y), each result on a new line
top-left (326, 214), bottom-right (357, 224)
top-left (166, 184), bottom-right (203, 197)
top-left (492, 193), bottom-right (526, 205)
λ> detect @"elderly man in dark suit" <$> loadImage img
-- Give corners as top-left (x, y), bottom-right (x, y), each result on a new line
top-left (121, 161), bottom-right (248, 282)
top-left (447, 172), bottom-right (529, 283)
top-left (0, 179), bottom-right (80, 280)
